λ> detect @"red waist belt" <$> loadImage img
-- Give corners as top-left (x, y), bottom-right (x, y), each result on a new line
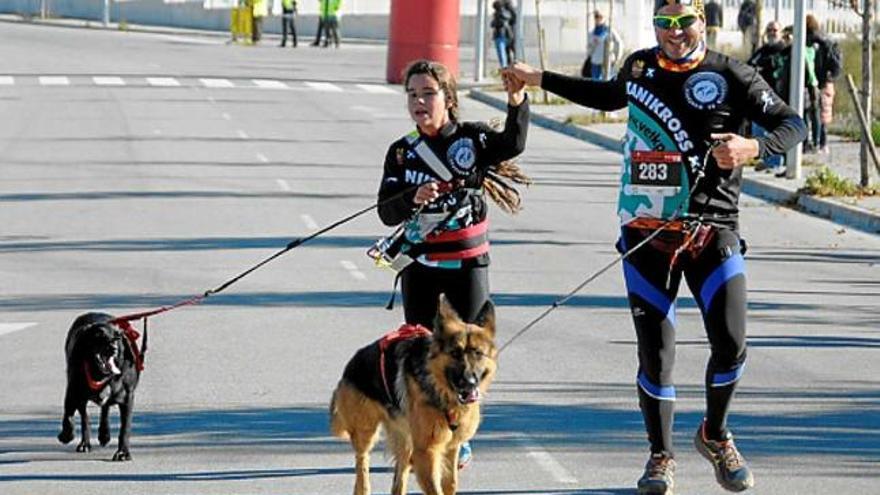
top-left (419, 220), bottom-right (489, 261)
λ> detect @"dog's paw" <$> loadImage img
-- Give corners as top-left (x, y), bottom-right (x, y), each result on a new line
top-left (58, 429), bottom-right (74, 444)
top-left (111, 449), bottom-right (131, 462)
top-left (75, 441), bottom-right (92, 453)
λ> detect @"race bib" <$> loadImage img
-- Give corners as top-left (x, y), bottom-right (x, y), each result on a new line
top-left (629, 150), bottom-right (683, 195)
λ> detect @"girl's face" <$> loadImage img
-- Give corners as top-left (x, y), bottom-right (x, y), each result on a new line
top-left (406, 73), bottom-right (451, 136)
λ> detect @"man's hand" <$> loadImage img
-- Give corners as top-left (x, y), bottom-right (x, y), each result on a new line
top-left (503, 62), bottom-right (544, 88)
top-left (414, 182), bottom-right (440, 205)
top-left (502, 71), bottom-right (526, 106)
top-left (710, 133), bottom-right (760, 170)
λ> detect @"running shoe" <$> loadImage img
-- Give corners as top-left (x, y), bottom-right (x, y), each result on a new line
top-left (637, 452), bottom-right (675, 494)
top-left (694, 422), bottom-right (754, 492)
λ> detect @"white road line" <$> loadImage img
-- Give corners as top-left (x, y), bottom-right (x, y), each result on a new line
top-left (340, 260), bottom-right (367, 281)
top-left (93, 76), bottom-right (125, 86)
top-left (236, 129), bottom-right (249, 139)
top-left (252, 79), bottom-right (288, 89)
top-left (200, 78), bottom-right (235, 88)
top-left (146, 77), bottom-right (181, 87)
top-left (277, 179), bottom-right (291, 191)
top-left (257, 153), bottom-right (269, 163)
top-left (516, 435), bottom-right (578, 484)
top-left (221, 112), bottom-right (232, 121)
top-left (39, 76), bottom-right (70, 86)
top-left (356, 83), bottom-right (396, 94)
top-left (305, 81), bottom-right (344, 92)
top-left (0, 76), bottom-right (15, 85)
top-left (0, 323), bottom-right (38, 337)
top-left (300, 214), bottom-right (319, 230)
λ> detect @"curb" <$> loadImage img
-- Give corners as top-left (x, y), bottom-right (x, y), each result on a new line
top-left (468, 89), bottom-right (880, 235)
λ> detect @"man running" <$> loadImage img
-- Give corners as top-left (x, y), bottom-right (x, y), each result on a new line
top-left (506, 1), bottom-right (805, 493)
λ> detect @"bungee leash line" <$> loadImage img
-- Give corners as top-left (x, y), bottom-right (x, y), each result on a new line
top-left (110, 183), bottom-right (427, 328)
top-left (498, 141), bottom-right (721, 355)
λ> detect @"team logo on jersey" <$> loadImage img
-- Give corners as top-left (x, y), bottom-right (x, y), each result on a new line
top-left (447, 137), bottom-right (477, 174)
top-left (684, 72), bottom-right (728, 110)
top-left (631, 60), bottom-right (646, 79)
top-left (760, 90), bottom-right (775, 113)
top-left (396, 147), bottom-right (405, 165)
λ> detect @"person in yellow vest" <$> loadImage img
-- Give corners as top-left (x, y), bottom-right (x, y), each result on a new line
top-left (319, 0), bottom-right (342, 48)
top-left (250, 0), bottom-right (269, 44)
top-left (279, 0), bottom-right (298, 47)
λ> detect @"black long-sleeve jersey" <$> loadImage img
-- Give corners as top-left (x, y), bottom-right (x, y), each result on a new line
top-left (376, 98), bottom-right (529, 267)
top-left (542, 47), bottom-right (806, 231)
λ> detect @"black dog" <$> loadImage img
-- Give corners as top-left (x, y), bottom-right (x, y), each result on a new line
top-left (57, 312), bottom-right (141, 461)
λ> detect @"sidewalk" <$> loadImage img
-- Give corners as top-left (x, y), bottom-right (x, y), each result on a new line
top-left (470, 89), bottom-right (880, 235)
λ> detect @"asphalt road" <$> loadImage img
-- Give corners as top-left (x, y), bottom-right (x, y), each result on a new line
top-left (1, 20), bottom-right (879, 495)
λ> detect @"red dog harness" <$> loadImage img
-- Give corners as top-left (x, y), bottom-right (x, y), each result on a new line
top-left (378, 324), bottom-right (432, 406)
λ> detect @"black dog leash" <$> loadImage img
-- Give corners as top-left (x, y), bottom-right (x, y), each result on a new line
top-left (109, 183), bottom-right (425, 330)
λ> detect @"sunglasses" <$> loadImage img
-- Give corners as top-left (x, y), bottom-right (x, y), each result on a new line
top-left (653, 13), bottom-right (699, 30)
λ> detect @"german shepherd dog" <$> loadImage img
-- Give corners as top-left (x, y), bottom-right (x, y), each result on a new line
top-left (330, 295), bottom-right (498, 495)
top-left (57, 312), bottom-right (141, 461)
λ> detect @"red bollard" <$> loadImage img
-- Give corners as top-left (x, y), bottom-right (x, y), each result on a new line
top-left (386, 0), bottom-right (460, 84)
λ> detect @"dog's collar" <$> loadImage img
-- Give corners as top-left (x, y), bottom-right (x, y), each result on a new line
top-left (83, 361), bottom-right (110, 392)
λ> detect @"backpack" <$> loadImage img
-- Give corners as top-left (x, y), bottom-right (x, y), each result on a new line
top-left (737, 1), bottom-right (756, 31)
top-left (824, 39), bottom-right (843, 81)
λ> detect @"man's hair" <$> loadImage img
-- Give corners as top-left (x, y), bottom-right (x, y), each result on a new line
top-left (402, 60), bottom-right (460, 123)
top-left (654, 0), bottom-right (705, 17)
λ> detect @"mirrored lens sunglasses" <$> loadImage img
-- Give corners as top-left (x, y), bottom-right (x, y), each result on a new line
top-left (653, 14), bottom-right (699, 30)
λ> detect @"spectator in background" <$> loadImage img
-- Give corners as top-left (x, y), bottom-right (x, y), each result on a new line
top-left (806, 13), bottom-right (842, 154)
top-left (748, 21), bottom-right (787, 171)
top-left (279, 0), bottom-right (298, 47)
top-left (490, 0), bottom-right (517, 68)
top-left (320, 0), bottom-right (342, 48)
top-left (776, 25), bottom-right (820, 161)
top-left (249, 0), bottom-right (268, 44)
top-left (310, 0), bottom-right (325, 46)
top-left (581, 9), bottom-right (621, 80)
top-left (704, 1), bottom-right (723, 49)
top-left (737, 0), bottom-right (757, 54)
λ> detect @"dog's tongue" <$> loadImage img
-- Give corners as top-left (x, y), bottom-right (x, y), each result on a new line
top-left (462, 388), bottom-right (481, 404)
top-left (107, 356), bottom-right (121, 376)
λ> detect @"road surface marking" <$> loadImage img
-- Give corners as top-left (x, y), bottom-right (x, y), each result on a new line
top-left (277, 179), bottom-right (291, 191)
top-left (39, 76), bottom-right (69, 86)
top-left (300, 214), bottom-right (319, 230)
top-left (253, 79), bottom-right (288, 89)
top-left (236, 129), bottom-right (249, 139)
top-left (93, 76), bottom-right (125, 86)
top-left (356, 84), bottom-right (396, 94)
top-left (0, 76), bottom-right (15, 85)
top-left (200, 78), bottom-right (235, 88)
top-left (256, 153), bottom-right (269, 163)
top-left (146, 77), bottom-right (181, 87)
top-left (340, 260), bottom-right (367, 281)
top-left (515, 435), bottom-right (578, 484)
top-left (305, 81), bottom-right (343, 92)
top-left (0, 323), bottom-right (37, 337)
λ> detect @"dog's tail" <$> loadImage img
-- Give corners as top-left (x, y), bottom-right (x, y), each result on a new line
top-left (329, 382), bottom-right (349, 440)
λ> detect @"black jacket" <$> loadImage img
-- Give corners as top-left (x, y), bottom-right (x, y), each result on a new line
top-left (541, 48), bottom-right (806, 230)
top-left (377, 98), bottom-right (529, 265)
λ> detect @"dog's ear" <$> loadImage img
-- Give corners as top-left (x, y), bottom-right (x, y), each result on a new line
top-left (434, 293), bottom-right (463, 334)
top-left (473, 299), bottom-right (496, 337)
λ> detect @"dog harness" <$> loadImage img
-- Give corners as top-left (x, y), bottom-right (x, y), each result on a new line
top-left (378, 324), bottom-right (432, 408)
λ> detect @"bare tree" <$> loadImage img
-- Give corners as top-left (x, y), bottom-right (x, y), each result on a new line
top-left (828, 0), bottom-right (875, 185)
